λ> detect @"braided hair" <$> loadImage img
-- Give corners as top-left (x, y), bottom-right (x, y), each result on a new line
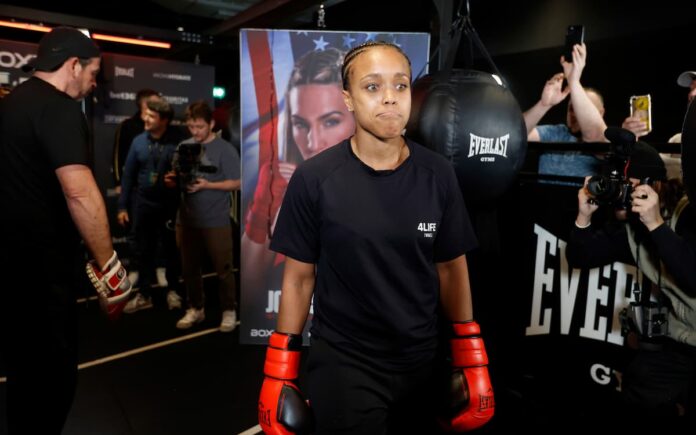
top-left (341, 41), bottom-right (411, 90)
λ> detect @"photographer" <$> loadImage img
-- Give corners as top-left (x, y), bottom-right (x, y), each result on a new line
top-left (567, 141), bottom-right (696, 427)
top-left (170, 101), bottom-right (240, 332)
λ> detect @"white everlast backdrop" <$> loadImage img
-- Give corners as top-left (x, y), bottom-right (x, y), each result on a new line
top-left (0, 37), bottom-right (215, 271)
top-left (238, 29), bottom-right (430, 345)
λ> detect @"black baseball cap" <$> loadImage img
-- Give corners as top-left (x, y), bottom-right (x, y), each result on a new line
top-left (23, 27), bottom-right (100, 72)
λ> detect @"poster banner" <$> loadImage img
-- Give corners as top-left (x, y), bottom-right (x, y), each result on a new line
top-left (0, 39), bottom-right (35, 89)
top-left (0, 39), bottom-right (214, 122)
top-left (99, 53), bottom-right (214, 124)
top-left (239, 29), bottom-right (430, 344)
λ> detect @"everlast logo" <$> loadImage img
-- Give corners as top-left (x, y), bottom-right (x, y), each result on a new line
top-left (479, 390), bottom-right (495, 410)
top-left (528, 224), bottom-right (628, 390)
top-left (258, 402), bottom-right (271, 426)
top-left (0, 52), bottom-right (34, 69)
top-left (526, 224), bottom-right (637, 345)
top-left (467, 133), bottom-right (509, 160)
top-left (114, 66), bottom-right (134, 78)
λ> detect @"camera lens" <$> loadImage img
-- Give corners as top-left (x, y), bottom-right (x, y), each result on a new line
top-left (587, 175), bottom-right (608, 197)
top-left (586, 175), bottom-right (621, 205)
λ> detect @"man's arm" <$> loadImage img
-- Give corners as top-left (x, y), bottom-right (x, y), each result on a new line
top-left (437, 254), bottom-right (473, 322)
top-left (187, 178), bottom-right (240, 193)
top-left (56, 164), bottom-right (114, 268)
top-left (568, 85), bottom-right (607, 142)
top-left (563, 43), bottom-right (607, 142)
top-left (523, 72), bottom-right (569, 140)
top-left (276, 257), bottom-right (315, 334)
top-left (523, 103), bottom-right (547, 141)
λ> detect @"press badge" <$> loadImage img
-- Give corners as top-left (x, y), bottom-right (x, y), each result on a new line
top-left (149, 171), bottom-right (159, 186)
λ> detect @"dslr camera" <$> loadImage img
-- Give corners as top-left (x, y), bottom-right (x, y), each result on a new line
top-left (586, 173), bottom-right (651, 209)
top-left (585, 127), bottom-right (650, 209)
top-left (173, 142), bottom-right (217, 187)
top-left (619, 301), bottom-right (669, 339)
top-left (619, 282), bottom-right (669, 341)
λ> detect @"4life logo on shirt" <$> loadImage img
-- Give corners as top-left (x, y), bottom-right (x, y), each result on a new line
top-left (417, 222), bottom-right (437, 238)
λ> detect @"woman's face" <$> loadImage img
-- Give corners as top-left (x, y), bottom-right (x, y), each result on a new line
top-left (289, 83), bottom-right (355, 160)
top-left (342, 47), bottom-right (411, 140)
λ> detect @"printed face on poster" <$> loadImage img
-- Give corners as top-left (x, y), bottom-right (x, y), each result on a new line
top-left (239, 29), bottom-right (430, 344)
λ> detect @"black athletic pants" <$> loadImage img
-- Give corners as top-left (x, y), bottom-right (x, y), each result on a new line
top-left (1, 245), bottom-right (81, 435)
top-left (306, 336), bottom-right (446, 435)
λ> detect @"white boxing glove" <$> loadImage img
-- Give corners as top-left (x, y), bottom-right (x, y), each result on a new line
top-left (86, 251), bottom-right (132, 319)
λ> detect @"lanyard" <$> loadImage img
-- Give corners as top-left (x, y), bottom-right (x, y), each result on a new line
top-left (148, 141), bottom-right (164, 170)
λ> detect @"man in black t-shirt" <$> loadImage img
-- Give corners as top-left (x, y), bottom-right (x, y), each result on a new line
top-left (0, 27), bottom-right (130, 434)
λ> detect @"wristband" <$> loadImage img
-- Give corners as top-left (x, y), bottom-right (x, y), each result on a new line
top-left (575, 219), bottom-right (591, 229)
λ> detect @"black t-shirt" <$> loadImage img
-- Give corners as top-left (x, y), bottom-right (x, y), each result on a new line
top-left (270, 139), bottom-right (477, 370)
top-left (0, 77), bottom-right (90, 254)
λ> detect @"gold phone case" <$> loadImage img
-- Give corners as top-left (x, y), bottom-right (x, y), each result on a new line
top-left (630, 94), bottom-right (652, 133)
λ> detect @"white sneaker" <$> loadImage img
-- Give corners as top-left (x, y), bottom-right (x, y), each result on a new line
top-left (166, 290), bottom-right (182, 310)
top-left (128, 271), bottom-right (139, 288)
top-left (156, 267), bottom-right (168, 287)
top-left (123, 294), bottom-right (153, 314)
top-left (176, 308), bottom-right (205, 329)
top-left (220, 310), bottom-right (237, 333)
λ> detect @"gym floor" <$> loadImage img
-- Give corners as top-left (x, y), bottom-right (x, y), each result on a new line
top-left (0, 282), bottom-right (270, 435)
top-left (0, 276), bottom-right (600, 435)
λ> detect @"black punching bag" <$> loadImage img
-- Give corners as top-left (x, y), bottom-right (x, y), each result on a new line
top-left (407, 70), bottom-right (527, 204)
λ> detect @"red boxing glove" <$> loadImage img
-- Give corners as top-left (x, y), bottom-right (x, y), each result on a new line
top-left (258, 332), bottom-right (313, 435)
top-left (441, 321), bottom-right (495, 432)
top-left (85, 251), bottom-right (132, 320)
top-left (245, 161), bottom-right (288, 244)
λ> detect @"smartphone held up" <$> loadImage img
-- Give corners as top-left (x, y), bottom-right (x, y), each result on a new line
top-left (630, 94), bottom-right (652, 134)
top-left (564, 25), bottom-right (584, 62)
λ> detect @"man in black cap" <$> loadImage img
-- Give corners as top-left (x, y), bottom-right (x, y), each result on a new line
top-left (663, 71), bottom-right (696, 146)
top-left (567, 141), bottom-right (696, 430)
top-left (678, 71), bottom-right (696, 105)
top-left (0, 27), bottom-right (131, 434)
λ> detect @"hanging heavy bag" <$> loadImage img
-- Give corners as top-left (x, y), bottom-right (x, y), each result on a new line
top-left (407, 69), bottom-right (527, 204)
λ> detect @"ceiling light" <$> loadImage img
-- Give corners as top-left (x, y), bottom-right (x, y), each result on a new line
top-left (0, 19), bottom-right (171, 49)
top-left (0, 19), bottom-right (51, 32)
top-left (91, 33), bottom-right (171, 49)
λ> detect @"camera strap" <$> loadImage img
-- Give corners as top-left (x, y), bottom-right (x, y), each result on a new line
top-left (631, 237), bottom-right (654, 307)
top-left (627, 195), bottom-right (690, 307)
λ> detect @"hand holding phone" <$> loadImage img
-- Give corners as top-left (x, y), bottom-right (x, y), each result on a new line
top-left (564, 25), bottom-right (585, 62)
top-left (630, 95), bottom-right (652, 134)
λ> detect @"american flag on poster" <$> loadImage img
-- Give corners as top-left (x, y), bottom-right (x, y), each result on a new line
top-left (240, 29), bottom-right (429, 206)
top-left (239, 28), bottom-right (430, 344)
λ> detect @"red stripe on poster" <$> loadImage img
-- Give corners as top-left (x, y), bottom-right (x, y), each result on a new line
top-left (246, 30), bottom-right (279, 169)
